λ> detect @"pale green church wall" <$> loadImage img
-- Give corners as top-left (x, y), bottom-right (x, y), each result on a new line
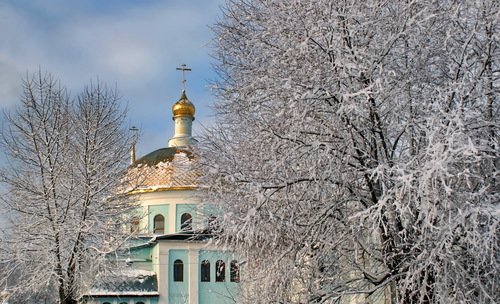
top-left (130, 246), bottom-right (153, 261)
top-left (175, 204), bottom-right (196, 232)
top-left (129, 246), bottom-right (154, 271)
top-left (148, 204), bottom-right (169, 233)
top-left (202, 204), bottom-right (220, 217)
top-left (202, 204), bottom-right (221, 226)
top-left (92, 296), bottom-right (158, 304)
top-left (168, 249), bottom-right (189, 304)
top-left (198, 250), bottom-right (240, 304)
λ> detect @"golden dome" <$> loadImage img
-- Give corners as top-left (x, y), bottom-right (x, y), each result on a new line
top-left (172, 90), bottom-right (195, 119)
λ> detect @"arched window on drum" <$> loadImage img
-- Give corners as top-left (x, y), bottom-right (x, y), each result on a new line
top-left (153, 214), bottom-right (165, 234)
top-left (130, 216), bottom-right (140, 233)
top-left (181, 213), bottom-right (192, 231)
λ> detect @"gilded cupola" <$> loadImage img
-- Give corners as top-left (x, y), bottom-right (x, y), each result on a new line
top-left (168, 89), bottom-right (198, 148)
top-left (172, 90), bottom-right (195, 119)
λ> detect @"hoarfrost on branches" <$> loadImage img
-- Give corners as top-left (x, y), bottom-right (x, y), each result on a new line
top-left (202, 0), bottom-right (499, 303)
top-left (0, 71), bottom-right (136, 304)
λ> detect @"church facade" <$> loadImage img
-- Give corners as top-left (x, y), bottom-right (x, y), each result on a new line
top-left (83, 85), bottom-right (240, 304)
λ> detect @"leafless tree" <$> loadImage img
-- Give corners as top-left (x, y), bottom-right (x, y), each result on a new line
top-left (202, 0), bottom-right (499, 303)
top-left (0, 71), bottom-right (136, 304)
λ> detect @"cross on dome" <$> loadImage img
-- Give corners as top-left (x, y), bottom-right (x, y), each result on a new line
top-left (176, 64), bottom-right (192, 91)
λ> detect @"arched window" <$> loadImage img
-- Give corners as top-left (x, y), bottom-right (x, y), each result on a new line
top-left (102, 302), bottom-right (111, 304)
top-left (180, 213), bottom-right (192, 231)
top-left (130, 216), bottom-right (140, 233)
top-left (201, 260), bottom-right (210, 282)
top-left (119, 302), bottom-right (128, 304)
top-left (136, 302), bottom-right (145, 304)
top-left (173, 259), bottom-right (184, 282)
top-left (230, 260), bottom-right (240, 282)
top-left (153, 214), bottom-right (165, 234)
top-left (215, 260), bottom-right (225, 282)
top-left (208, 215), bottom-right (219, 230)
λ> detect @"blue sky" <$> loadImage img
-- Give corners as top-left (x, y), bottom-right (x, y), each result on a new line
top-left (0, 0), bottom-right (225, 157)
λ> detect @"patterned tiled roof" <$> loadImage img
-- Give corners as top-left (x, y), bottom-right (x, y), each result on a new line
top-left (125, 147), bottom-right (201, 193)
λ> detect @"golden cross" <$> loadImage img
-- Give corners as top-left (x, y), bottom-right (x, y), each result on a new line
top-left (176, 64), bottom-right (192, 91)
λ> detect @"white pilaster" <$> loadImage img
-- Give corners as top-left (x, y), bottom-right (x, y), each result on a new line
top-left (188, 249), bottom-right (200, 304)
top-left (169, 203), bottom-right (176, 233)
top-left (157, 248), bottom-right (169, 304)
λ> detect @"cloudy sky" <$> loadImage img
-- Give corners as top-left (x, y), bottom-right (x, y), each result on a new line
top-left (0, 0), bottom-right (225, 157)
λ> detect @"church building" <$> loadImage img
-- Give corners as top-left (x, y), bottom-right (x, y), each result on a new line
top-left (83, 70), bottom-right (240, 304)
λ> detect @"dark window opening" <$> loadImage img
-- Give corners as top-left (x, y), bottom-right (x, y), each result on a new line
top-left (130, 216), bottom-right (140, 233)
top-left (153, 214), bottom-right (165, 234)
top-left (216, 260), bottom-right (226, 282)
top-left (174, 259), bottom-right (184, 282)
top-left (181, 213), bottom-right (192, 231)
top-left (230, 260), bottom-right (240, 283)
top-left (201, 260), bottom-right (210, 282)
top-left (208, 215), bottom-right (219, 231)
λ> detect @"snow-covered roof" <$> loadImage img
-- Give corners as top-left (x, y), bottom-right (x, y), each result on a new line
top-left (124, 147), bottom-right (201, 193)
top-left (154, 229), bottom-right (214, 241)
top-left (85, 269), bottom-right (158, 298)
top-left (127, 229), bottom-right (215, 250)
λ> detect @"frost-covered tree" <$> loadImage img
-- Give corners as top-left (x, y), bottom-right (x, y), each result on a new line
top-left (0, 72), bottom-right (135, 304)
top-left (202, 0), bottom-right (499, 303)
